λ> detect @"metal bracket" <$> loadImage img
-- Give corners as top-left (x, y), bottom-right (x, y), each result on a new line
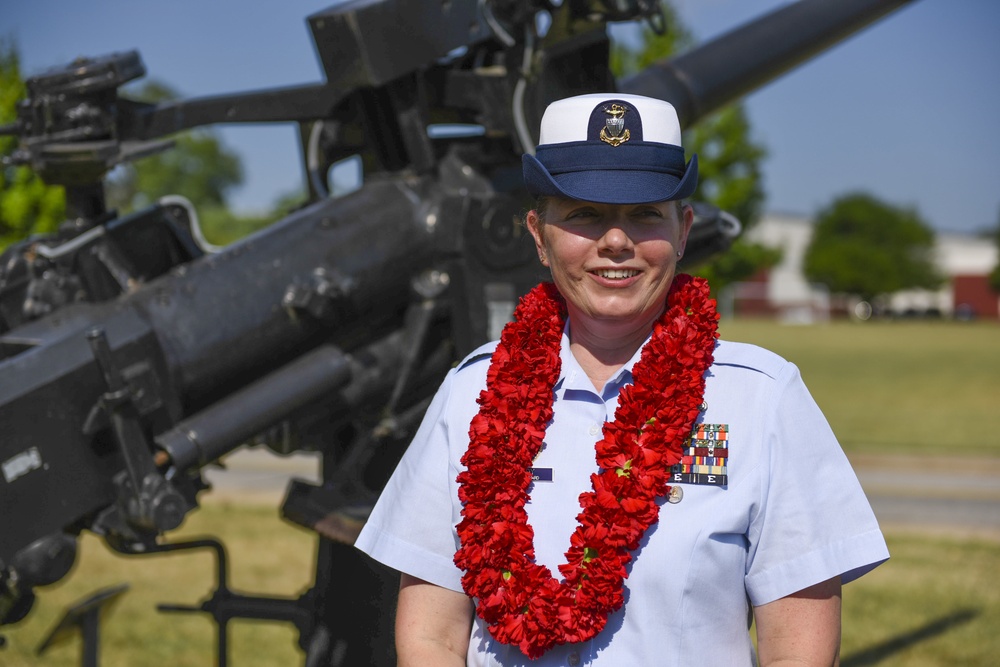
top-left (151, 538), bottom-right (317, 667)
top-left (86, 328), bottom-right (186, 533)
top-left (282, 267), bottom-right (356, 323)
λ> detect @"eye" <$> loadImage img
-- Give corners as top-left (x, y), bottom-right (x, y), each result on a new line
top-left (632, 208), bottom-right (664, 222)
top-left (566, 208), bottom-right (599, 221)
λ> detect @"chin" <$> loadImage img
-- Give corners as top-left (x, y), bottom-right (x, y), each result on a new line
top-left (585, 304), bottom-right (658, 327)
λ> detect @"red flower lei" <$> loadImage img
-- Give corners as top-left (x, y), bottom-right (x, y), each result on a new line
top-left (455, 274), bottom-right (719, 658)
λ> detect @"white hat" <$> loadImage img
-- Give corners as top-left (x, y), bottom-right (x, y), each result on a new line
top-left (522, 93), bottom-right (698, 204)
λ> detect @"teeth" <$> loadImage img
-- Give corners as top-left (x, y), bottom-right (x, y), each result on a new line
top-left (596, 269), bottom-right (638, 279)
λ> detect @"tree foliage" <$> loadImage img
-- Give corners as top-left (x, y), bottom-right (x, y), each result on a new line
top-left (685, 105), bottom-right (766, 233)
top-left (0, 39), bottom-right (64, 250)
top-left (107, 81), bottom-right (252, 243)
top-left (803, 192), bottom-right (942, 302)
top-left (610, 3), bottom-right (693, 75)
top-left (610, 3), bottom-right (776, 295)
top-left (109, 129), bottom-right (243, 211)
top-left (1, 45), bottom-right (265, 250)
top-left (684, 105), bottom-right (778, 292)
top-left (106, 80), bottom-right (288, 245)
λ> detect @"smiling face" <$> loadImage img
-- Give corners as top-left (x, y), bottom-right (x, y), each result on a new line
top-left (526, 197), bottom-right (694, 342)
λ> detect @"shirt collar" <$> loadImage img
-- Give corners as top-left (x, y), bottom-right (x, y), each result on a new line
top-left (554, 322), bottom-right (651, 401)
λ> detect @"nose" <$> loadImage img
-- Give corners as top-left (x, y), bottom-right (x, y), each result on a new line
top-left (598, 218), bottom-right (634, 254)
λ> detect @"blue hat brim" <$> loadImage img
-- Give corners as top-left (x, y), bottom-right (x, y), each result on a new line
top-left (522, 152), bottom-right (698, 204)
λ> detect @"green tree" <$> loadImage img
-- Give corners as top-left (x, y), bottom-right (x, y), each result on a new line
top-left (610, 4), bottom-right (777, 295)
top-left (685, 105), bottom-right (766, 236)
top-left (611, 3), bottom-right (693, 75)
top-left (0, 39), bottom-right (65, 250)
top-left (803, 192), bottom-right (942, 303)
top-left (685, 105), bottom-right (778, 292)
top-left (107, 81), bottom-right (255, 244)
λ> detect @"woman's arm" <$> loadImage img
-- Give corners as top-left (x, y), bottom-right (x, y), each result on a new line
top-left (396, 573), bottom-right (475, 667)
top-left (754, 575), bottom-right (843, 667)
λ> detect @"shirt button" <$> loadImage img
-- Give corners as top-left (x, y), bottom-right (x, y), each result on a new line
top-left (567, 651), bottom-right (581, 666)
top-left (589, 424), bottom-right (601, 436)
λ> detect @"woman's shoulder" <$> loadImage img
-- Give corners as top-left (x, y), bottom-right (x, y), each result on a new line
top-left (455, 340), bottom-right (498, 373)
top-left (417, 342), bottom-right (499, 427)
top-left (436, 341), bottom-right (497, 399)
top-left (711, 339), bottom-right (792, 380)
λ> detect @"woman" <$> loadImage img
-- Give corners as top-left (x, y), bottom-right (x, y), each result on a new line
top-left (355, 93), bottom-right (888, 666)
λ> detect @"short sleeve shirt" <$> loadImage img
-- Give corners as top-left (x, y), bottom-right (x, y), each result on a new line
top-left (355, 335), bottom-right (889, 666)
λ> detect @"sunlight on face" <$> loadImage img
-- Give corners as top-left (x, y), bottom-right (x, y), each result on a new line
top-left (527, 198), bottom-right (693, 340)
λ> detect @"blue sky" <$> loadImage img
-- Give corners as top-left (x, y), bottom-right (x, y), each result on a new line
top-left (5, 0), bottom-right (999, 233)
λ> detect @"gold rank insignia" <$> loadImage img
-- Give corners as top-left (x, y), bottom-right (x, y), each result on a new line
top-left (600, 104), bottom-right (630, 146)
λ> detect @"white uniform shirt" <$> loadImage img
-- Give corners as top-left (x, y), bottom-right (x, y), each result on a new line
top-left (355, 334), bottom-right (889, 666)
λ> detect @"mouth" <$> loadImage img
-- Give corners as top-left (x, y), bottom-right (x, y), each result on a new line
top-left (592, 268), bottom-right (640, 280)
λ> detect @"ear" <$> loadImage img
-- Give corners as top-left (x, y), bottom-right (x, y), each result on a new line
top-left (676, 203), bottom-right (695, 258)
top-left (526, 209), bottom-right (549, 267)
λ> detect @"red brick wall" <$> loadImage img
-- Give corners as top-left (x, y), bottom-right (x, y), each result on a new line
top-left (953, 274), bottom-right (999, 319)
top-left (734, 269), bottom-right (775, 317)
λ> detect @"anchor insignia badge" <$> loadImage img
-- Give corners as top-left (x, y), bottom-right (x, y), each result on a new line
top-left (600, 103), bottom-right (630, 147)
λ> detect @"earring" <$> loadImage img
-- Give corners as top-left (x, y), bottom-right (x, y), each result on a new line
top-left (676, 251), bottom-right (683, 258)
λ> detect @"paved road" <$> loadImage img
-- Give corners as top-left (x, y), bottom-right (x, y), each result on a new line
top-left (201, 447), bottom-right (323, 502)
top-left (203, 448), bottom-right (1000, 540)
top-left (849, 454), bottom-right (1000, 540)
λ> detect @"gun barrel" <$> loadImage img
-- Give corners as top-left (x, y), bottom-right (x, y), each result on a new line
top-left (620, 0), bottom-right (915, 127)
top-left (136, 177), bottom-right (435, 409)
top-left (157, 345), bottom-right (352, 471)
top-left (0, 176), bottom-right (437, 562)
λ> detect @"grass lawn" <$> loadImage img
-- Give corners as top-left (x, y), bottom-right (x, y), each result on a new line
top-left (840, 533), bottom-right (1000, 666)
top-left (1, 502), bottom-right (319, 667)
top-left (3, 502), bottom-right (999, 666)
top-left (718, 319), bottom-right (1000, 457)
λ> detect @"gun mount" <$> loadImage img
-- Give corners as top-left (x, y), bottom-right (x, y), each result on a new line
top-left (0, 0), bottom-right (914, 664)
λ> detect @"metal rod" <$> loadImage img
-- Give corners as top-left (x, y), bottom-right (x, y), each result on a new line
top-left (620, 0), bottom-right (915, 128)
top-left (156, 345), bottom-right (352, 471)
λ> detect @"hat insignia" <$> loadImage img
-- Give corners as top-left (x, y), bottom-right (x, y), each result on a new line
top-left (600, 104), bottom-right (630, 147)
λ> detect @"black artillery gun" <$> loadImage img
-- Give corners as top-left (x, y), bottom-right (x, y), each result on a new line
top-left (0, 0), bottom-right (913, 664)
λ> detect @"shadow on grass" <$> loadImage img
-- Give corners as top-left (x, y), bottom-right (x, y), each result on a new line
top-left (842, 609), bottom-right (979, 666)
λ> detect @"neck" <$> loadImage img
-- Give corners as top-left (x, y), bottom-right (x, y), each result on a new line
top-left (567, 314), bottom-right (657, 391)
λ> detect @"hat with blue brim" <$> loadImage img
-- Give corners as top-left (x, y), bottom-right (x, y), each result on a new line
top-left (523, 93), bottom-right (698, 204)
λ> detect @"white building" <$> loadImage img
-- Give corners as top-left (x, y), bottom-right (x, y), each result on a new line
top-left (732, 213), bottom-right (999, 321)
